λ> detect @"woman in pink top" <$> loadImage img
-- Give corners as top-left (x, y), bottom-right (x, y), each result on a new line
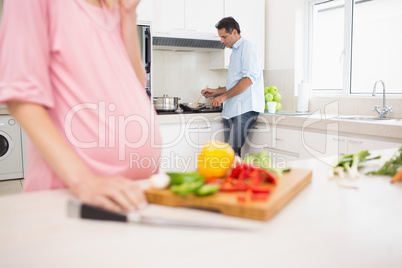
top-left (0, 0), bottom-right (161, 212)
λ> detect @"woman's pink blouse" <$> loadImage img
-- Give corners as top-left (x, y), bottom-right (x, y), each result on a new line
top-left (0, 0), bottom-right (162, 191)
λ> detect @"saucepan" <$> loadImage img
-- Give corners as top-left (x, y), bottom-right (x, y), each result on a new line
top-left (153, 95), bottom-right (180, 112)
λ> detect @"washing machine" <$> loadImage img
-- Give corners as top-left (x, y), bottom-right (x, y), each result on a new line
top-left (0, 115), bottom-right (24, 180)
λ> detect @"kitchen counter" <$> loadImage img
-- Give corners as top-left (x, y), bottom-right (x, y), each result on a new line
top-left (158, 111), bottom-right (402, 142)
top-left (1, 148), bottom-right (402, 268)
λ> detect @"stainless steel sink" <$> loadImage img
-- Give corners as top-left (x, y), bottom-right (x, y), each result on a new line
top-left (334, 115), bottom-right (400, 121)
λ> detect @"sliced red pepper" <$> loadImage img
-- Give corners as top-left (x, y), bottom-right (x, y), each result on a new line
top-left (220, 181), bottom-right (248, 192)
top-left (259, 169), bottom-right (278, 185)
top-left (248, 184), bottom-right (271, 194)
top-left (250, 193), bottom-right (269, 201)
top-left (205, 178), bottom-right (223, 184)
top-left (228, 165), bottom-right (242, 178)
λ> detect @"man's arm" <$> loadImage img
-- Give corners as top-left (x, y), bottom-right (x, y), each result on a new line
top-left (210, 77), bottom-right (253, 107)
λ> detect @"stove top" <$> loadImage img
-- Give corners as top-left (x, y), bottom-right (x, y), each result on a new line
top-left (157, 107), bottom-right (222, 115)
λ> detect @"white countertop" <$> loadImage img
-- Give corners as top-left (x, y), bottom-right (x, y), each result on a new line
top-left (158, 112), bottom-right (402, 141)
top-left (1, 148), bottom-right (402, 268)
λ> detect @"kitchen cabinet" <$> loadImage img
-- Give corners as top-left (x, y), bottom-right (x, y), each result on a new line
top-left (300, 131), bottom-right (348, 160)
top-left (152, 0), bottom-right (224, 33)
top-left (346, 136), bottom-right (401, 154)
top-left (185, 0), bottom-right (224, 33)
top-left (158, 115), bottom-right (224, 173)
top-left (153, 0), bottom-right (185, 32)
top-left (300, 130), bottom-right (401, 160)
top-left (209, 0), bottom-right (265, 69)
top-left (242, 124), bottom-right (301, 167)
top-left (198, 118), bottom-right (225, 146)
top-left (158, 122), bottom-right (199, 173)
top-left (137, 0), bottom-right (153, 23)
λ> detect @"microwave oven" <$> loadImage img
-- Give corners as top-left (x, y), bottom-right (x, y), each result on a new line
top-left (137, 24), bottom-right (151, 98)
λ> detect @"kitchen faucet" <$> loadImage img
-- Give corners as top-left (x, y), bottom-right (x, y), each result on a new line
top-left (372, 80), bottom-right (392, 119)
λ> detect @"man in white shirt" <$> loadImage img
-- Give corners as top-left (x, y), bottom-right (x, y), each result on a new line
top-left (202, 17), bottom-right (264, 156)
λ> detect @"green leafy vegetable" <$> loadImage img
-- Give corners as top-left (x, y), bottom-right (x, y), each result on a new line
top-left (167, 172), bottom-right (205, 186)
top-left (243, 151), bottom-right (282, 176)
top-left (366, 147), bottom-right (402, 176)
top-left (332, 150), bottom-right (380, 179)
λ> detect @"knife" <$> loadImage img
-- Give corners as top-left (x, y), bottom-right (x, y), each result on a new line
top-left (67, 199), bottom-right (248, 231)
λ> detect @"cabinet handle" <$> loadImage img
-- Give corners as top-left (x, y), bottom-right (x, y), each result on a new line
top-left (348, 139), bottom-right (362, 144)
top-left (332, 137), bottom-right (346, 142)
top-left (198, 126), bottom-right (211, 130)
top-left (275, 138), bottom-right (284, 142)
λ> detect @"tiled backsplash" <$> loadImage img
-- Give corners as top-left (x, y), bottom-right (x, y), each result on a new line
top-left (153, 51), bottom-right (300, 112)
top-left (264, 68), bottom-right (297, 112)
top-left (152, 50), bottom-right (228, 103)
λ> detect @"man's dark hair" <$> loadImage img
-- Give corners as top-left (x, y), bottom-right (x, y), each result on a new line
top-left (215, 17), bottom-right (241, 34)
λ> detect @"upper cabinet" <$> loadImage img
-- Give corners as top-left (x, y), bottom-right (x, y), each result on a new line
top-left (185, 0), bottom-right (224, 33)
top-left (137, 0), bottom-right (153, 23)
top-left (152, 0), bottom-right (223, 34)
top-left (152, 0), bottom-right (184, 31)
top-left (210, 0), bottom-right (266, 69)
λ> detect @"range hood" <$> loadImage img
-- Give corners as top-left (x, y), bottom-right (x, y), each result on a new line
top-left (152, 30), bottom-right (225, 52)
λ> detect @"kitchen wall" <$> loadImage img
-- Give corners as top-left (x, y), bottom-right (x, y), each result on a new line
top-left (309, 96), bottom-right (402, 118)
top-left (264, 0), bottom-right (307, 112)
top-left (152, 0), bottom-right (307, 112)
top-left (152, 50), bottom-right (227, 103)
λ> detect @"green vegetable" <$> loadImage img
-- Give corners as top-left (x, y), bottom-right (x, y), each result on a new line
top-left (366, 147), bottom-right (402, 176)
top-left (195, 184), bottom-right (220, 196)
top-left (167, 172), bottom-right (205, 186)
top-left (243, 151), bottom-right (282, 176)
top-left (332, 150), bottom-right (380, 179)
top-left (170, 181), bottom-right (204, 196)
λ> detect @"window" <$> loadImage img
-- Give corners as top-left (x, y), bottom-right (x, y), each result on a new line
top-left (308, 0), bottom-right (402, 94)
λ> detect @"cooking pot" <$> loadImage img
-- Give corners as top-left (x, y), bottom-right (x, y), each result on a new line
top-left (153, 95), bottom-right (180, 111)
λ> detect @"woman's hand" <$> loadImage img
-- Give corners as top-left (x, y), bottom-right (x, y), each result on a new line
top-left (70, 174), bottom-right (147, 213)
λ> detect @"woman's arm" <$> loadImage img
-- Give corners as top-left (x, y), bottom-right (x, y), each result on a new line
top-left (119, 0), bottom-right (145, 84)
top-left (7, 101), bottom-right (146, 213)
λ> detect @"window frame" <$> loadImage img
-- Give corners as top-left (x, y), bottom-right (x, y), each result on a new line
top-left (307, 0), bottom-right (402, 97)
top-left (307, 0), bottom-right (354, 96)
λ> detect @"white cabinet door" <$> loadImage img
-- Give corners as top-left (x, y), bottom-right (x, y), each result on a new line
top-left (198, 120), bottom-right (225, 146)
top-left (185, 0), bottom-right (224, 33)
top-left (158, 122), bottom-right (198, 173)
top-left (347, 137), bottom-right (401, 154)
top-left (159, 115), bottom-right (224, 172)
top-left (210, 0), bottom-right (265, 69)
top-left (137, 0), bottom-right (153, 23)
top-left (242, 124), bottom-right (271, 156)
top-left (153, 0), bottom-right (185, 32)
top-left (300, 131), bottom-right (348, 160)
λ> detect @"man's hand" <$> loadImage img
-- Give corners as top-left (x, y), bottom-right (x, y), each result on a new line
top-left (201, 87), bottom-right (226, 98)
top-left (201, 88), bottom-right (217, 98)
top-left (210, 94), bottom-right (227, 107)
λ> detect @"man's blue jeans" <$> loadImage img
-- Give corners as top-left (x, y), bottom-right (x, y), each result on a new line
top-left (223, 111), bottom-right (259, 157)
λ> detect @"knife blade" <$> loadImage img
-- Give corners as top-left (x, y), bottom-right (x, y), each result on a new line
top-left (67, 199), bottom-right (248, 231)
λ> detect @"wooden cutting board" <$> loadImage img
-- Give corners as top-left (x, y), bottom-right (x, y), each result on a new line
top-left (145, 168), bottom-right (312, 221)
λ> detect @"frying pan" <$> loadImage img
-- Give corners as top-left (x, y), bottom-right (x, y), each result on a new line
top-left (179, 103), bottom-right (206, 111)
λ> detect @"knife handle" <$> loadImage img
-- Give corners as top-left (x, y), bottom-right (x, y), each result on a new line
top-left (68, 199), bottom-right (128, 222)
